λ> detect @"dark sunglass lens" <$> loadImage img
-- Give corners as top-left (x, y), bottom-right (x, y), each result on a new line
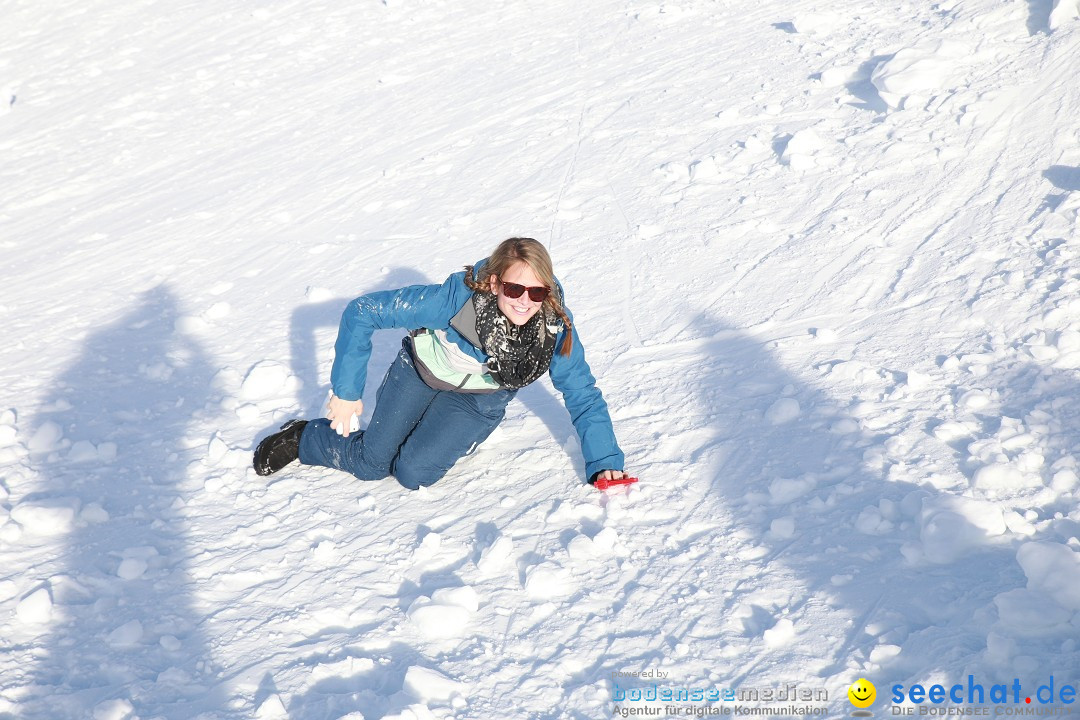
top-left (500, 280), bottom-right (549, 302)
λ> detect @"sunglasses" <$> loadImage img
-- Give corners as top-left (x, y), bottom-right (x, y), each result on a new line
top-left (499, 280), bottom-right (551, 303)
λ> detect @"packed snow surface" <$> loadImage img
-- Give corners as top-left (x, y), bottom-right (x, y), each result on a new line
top-left (3, 0), bottom-right (1080, 718)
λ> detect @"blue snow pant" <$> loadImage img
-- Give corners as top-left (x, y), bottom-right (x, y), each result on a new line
top-left (298, 340), bottom-right (516, 490)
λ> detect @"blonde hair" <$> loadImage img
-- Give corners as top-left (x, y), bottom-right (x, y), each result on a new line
top-left (464, 237), bottom-right (574, 356)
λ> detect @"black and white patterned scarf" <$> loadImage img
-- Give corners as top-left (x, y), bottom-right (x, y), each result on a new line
top-left (473, 290), bottom-right (562, 390)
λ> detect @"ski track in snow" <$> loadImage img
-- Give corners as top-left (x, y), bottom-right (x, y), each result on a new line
top-left (2, 0), bottom-right (1080, 718)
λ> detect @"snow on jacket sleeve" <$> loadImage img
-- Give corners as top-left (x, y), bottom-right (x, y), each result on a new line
top-left (548, 307), bottom-right (625, 483)
top-left (330, 274), bottom-right (463, 401)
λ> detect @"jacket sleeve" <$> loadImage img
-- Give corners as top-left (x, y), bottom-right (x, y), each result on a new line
top-left (548, 307), bottom-right (625, 482)
top-left (330, 274), bottom-right (462, 401)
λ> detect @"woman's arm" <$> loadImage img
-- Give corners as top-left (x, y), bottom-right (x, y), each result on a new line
top-left (330, 272), bottom-right (465, 402)
top-left (548, 308), bottom-right (626, 483)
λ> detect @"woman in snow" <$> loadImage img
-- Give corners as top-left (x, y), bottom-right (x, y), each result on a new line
top-left (253, 237), bottom-right (628, 489)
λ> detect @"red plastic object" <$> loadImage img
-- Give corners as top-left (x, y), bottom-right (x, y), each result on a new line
top-left (594, 475), bottom-right (639, 491)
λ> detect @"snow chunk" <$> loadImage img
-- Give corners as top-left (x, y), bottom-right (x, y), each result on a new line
top-left (310, 656), bottom-right (375, 683)
top-left (68, 440), bottom-right (98, 462)
top-left (689, 156), bottom-right (721, 182)
top-left (98, 442), bottom-right (117, 462)
top-left (933, 421), bottom-right (972, 442)
top-left (432, 586), bottom-right (479, 613)
top-left (869, 644), bottom-right (902, 663)
top-left (781, 129), bottom-right (827, 170)
top-left (117, 558), bottom-right (148, 580)
top-left (0, 424), bottom-right (16, 447)
top-left (1052, 468), bottom-right (1078, 492)
top-left (765, 398), bottom-right (800, 425)
top-left (208, 434), bottom-right (229, 463)
top-left (477, 536), bottom-right (513, 574)
top-left (855, 505), bottom-right (893, 535)
top-left (524, 563), bottom-right (572, 600)
top-left (591, 527), bottom-right (622, 555)
top-left (93, 699), bottom-right (134, 720)
top-left (1003, 510), bottom-right (1036, 536)
top-left (830, 360), bottom-right (881, 384)
top-left (407, 586), bottom-right (479, 639)
top-left (1050, 0), bottom-right (1080, 30)
top-left (107, 619), bottom-right (144, 647)
top-left (920, 495), bottom-right (1006, 564)
top-left (819, 65), bottom-right (863, 88)
top-left (312, 539), bottom-right (336, 562)
top-left (255, 693), bottom-right (288, 719)
top-left (973, 463), bottom-right (1037, 491)
top-left (567, 533), bottom-right (598, 561)
top-left (16, 587), bottom-right (53, 624)
top-left (763, 618), bottom-right (795, 647)
top-left (10, 497), bottom-right (80, 535)
top-left (871, 40), bottom-right (972, 109)
top-left (0, 522), bottom-right (21, 543)
top-left (1017, 542), bottom-right (1080, 610)
top-left (769, 476), bottom-right (815, 504)
top-left (1058, 329), bottom-right (1080, 353)
top-left (241, 361), bottom-right (295, 400)
top-left (0, 580), bottom-right (16, 602)
top-left (769, 517), bottom-right (796, 539)
top-left (412, 531), bottom-right (442, 560)
top-left (28, 421), bottom-right (64, 453)
top-left (994, 589), bottom-right (1072, 633)
top-left (957, 390), bottom-right (992, 411)
top-left (156, 667), bottom-right (193, 686)
top-left (903, 370), bottom-right (931, 390)
top-left (830, 418), bottom-right (859, 434)
top-left (403, 666), bottom-right (464, 702)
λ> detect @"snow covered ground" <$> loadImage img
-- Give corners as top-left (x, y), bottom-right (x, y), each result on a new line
top-left (3, 0), bottom-right (1080, 718)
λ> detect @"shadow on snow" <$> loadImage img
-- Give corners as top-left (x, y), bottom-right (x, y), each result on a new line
top-left (23, 285), bottom-right (228, 719)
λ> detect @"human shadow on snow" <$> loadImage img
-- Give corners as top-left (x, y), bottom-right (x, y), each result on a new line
top-left (23, 286), bottom-right (227, 719)
top-left (599, 312), bottom-right (1058, 714)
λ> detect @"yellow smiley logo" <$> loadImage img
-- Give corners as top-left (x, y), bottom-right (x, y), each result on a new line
top-left (848, 678), bottom-right (876, 708)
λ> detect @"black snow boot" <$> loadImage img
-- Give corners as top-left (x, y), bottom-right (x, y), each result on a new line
top-left (253, 419), bottom-right (308, 476)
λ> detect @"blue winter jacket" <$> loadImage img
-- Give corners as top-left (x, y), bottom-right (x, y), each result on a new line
top-left (330, 260), bottom-right (625, 481)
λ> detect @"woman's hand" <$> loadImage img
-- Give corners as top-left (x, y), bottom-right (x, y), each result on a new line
top-left (327, 394), bottom-right (364, 438)
top-left (595, 469), bottom-right (627, 482)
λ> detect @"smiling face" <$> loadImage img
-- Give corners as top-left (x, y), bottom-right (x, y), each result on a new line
top-left (848, 679), bottom-right (876, 709)
top-left (489, 261), bottom-right (546, 326)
